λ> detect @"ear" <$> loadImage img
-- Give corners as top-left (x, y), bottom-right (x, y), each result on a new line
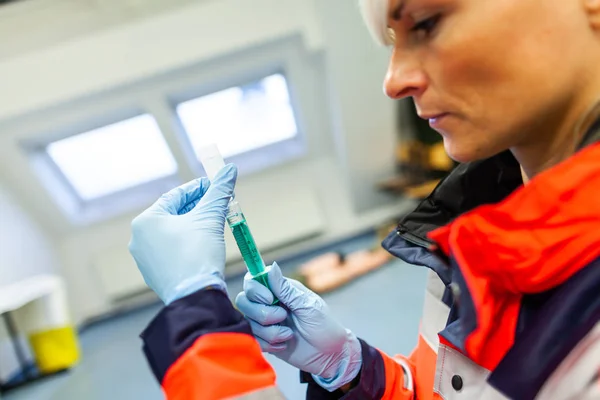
top-left (584, 0), bottom-right (600, 30)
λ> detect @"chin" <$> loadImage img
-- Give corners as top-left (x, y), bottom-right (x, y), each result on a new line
top-left (443, 141), bottom-right (478, 163)
top-left (442, 139), bottom-right (494, 163)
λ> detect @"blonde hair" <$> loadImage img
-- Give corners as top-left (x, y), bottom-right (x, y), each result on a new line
top-left (359, 0), bottom-right (394, 46)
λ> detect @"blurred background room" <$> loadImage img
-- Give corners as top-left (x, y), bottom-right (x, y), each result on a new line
top-left (0, 0), bottom-right (454, 399)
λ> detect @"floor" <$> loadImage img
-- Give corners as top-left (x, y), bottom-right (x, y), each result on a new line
top-left (4, 234), bottom-right (428, 400)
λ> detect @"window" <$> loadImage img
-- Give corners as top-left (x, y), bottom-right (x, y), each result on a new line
top-left (176, 73), bottom-right (298, 160)
top-left (20, 36), bottom-right (316, 225)
top-left (46, 114), bottom-right (178, 201)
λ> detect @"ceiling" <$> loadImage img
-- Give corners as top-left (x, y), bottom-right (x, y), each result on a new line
top-left (0, 0), bottom-right (208, 61)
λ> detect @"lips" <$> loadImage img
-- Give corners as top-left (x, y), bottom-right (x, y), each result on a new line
top-left (416, 111), bottom-right (449, 129)
top-left (418, 112), bottom-right (448, 120)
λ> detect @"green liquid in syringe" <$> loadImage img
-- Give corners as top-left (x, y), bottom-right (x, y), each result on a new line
top-left (230, 218), bottom-right (271, 290)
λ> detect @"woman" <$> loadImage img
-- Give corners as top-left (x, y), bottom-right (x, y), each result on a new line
top-left (129, 0), bottom-right (600, 398)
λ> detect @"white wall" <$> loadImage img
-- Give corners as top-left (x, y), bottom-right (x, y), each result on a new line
top-left (0, 183), bottom-right (60, 382)
top-left (0, 0), bottom-right (407, 325)
top-left (0, 0), bottom-right (324, 122)
top-left (314, 0), bottom-right (399, 213)
top-left (0, 0), bottom-right (204, 61)
top-left (0, 185), bottom-right (58, 287)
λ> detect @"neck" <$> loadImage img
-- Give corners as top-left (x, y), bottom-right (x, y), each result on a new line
top-left (512, 97), bottom-right (600, 182)
top-left (512, 133), bottom-right (576, 183)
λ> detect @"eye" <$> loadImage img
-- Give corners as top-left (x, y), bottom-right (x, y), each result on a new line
top-left (410, 14), bottom-right (441, 36)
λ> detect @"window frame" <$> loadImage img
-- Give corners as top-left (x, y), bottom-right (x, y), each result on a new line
top-left (22, 109), bottom-right (181, 224)
top-left (170, 66), bottom-right (307, 178)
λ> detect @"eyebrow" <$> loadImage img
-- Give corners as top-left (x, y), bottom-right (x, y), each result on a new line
top-left (390, 1), bottom-right (406, 21)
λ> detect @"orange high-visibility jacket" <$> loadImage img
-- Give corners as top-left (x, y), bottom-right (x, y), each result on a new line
top-left (141, 126), bottom-right (600, 400)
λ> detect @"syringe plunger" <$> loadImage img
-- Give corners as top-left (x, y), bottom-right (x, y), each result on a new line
top-left (198, 144), bottom-right (226, 181)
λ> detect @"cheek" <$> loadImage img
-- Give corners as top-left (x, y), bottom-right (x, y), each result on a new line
top-left (422, 16), bottom-right (562, 160)
top-left (427, 3), bottom-right (578, 130)
top-left (425, 40), bottom-right (523, 160)
top-left (430, 29), bottom-right (522, 120)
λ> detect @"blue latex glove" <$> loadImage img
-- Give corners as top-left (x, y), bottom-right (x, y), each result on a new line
top-left (235, 262), bottom-right (362, 391)
top-left (129, 164), bottom-right (237, 305)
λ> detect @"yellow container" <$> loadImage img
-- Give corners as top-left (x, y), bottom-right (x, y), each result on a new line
top-left (29, 326), bottom-right (80, 373)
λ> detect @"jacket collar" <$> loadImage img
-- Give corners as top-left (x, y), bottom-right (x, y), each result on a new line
top-left (394, 150), bottom-right (522, 247)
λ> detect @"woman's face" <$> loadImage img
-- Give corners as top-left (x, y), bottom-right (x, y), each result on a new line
top-left (384, 0), bottom-right (597, 162)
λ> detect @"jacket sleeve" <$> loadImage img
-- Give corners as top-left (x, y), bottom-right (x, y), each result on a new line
top-left (301, 339), bottom-right (418, 399)
top-left (140, 288), bottom-right (284, 400)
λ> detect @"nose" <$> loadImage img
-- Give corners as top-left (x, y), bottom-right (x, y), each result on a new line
top-left (383, 50), bottom-right (428, 100)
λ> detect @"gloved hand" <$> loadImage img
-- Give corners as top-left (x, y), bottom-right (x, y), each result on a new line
top-left (129, 164), bottom-right (237, 305)
top-left (235, 262), bottom-right (362, 391)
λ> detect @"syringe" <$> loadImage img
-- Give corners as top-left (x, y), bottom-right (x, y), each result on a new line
top-left (198, 144), bottom-right (276, 302)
